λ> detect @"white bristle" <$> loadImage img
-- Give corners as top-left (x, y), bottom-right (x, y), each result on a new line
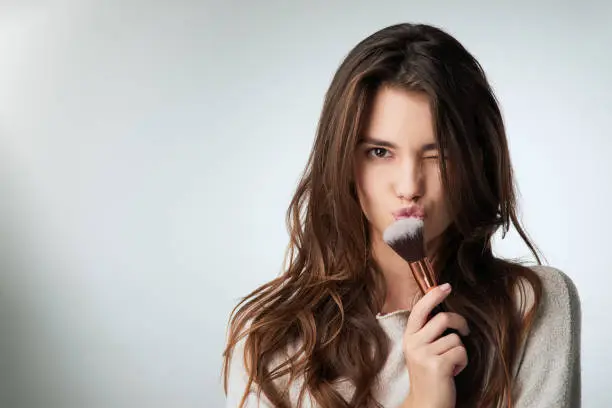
top-left (382, 217), bottom-right (424, 244)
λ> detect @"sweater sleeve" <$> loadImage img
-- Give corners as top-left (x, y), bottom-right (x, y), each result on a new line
top-left (512, 266), bottom-right (581, 407)
top-left (225, 336), bottom-right (274, 408)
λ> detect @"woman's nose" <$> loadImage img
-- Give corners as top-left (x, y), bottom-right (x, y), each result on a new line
top-left (394, 159), bottom-right (423, 200)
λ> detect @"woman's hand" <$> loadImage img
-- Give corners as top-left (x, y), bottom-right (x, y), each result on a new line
top-left (401, 283), bottom-right (470, 408)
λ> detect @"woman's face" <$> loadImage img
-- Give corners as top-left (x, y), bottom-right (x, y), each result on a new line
top-left (354, 86), bottom-right (452, 252)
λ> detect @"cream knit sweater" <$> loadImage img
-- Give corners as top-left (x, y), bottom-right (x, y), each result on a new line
top-left (225, 266), bottom-right (581, 407)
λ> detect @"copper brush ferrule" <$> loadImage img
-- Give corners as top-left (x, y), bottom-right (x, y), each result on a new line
top-left (407, 256), bottom-right (438, 295)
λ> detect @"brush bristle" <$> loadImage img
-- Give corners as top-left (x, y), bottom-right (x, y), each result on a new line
top-left (382, 218), bottom-right (426, 263)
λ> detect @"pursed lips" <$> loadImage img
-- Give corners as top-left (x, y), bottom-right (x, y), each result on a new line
top-left (392, 206), bottom-right (425, 220)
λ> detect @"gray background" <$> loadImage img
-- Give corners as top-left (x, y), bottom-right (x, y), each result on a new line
top-left (0, 0), bottom-right (610, 407)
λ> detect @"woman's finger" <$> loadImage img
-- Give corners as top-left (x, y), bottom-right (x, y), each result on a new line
top-left (441, 345), bottom-right (468, 376)
top-left (426, 332), bottom-right (463, 355)
top-left (418, 312), bottom-right (470, 343)
top-left (405, 283), bottom-right (452, 334)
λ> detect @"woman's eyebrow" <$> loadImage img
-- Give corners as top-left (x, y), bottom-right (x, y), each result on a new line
top-left (358, 138), bottom-right (440, 152)
top-left (357, 137), bottom-right (398, 149)
top-left (421, 142), bottom-right (439, 152)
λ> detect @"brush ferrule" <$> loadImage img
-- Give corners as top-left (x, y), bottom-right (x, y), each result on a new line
top-left (408, 257), bottom-right (437, 294)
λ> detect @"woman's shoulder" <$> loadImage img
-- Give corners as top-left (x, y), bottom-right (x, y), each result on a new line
top-left (225, 318), bottom-right (306, 407)
top-left (529, 265), bottom-right (581, 315)
top-left (513, 264), bottom-right (581, 361)
top-left (510, 267), bottom-right (582, 406)
top-left (513, 264), bottom-right (580, 319)
top-left (530, 265), bottom-right (579, 294)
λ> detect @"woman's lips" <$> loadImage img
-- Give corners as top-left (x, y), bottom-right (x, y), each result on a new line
top-left (393, 206), bottom-right (425, 220)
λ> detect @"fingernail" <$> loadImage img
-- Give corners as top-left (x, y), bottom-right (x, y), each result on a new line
top-left (439, 283), bottom-right (451, 292)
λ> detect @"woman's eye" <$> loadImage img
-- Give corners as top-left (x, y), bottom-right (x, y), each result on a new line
top-left (423, 155), bottom-right (439, 160)
top-left (368, 147), bottom-right (390, 158)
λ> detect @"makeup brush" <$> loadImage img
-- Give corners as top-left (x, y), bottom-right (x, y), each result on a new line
top-left (383, 216), bottom-right (458, 337)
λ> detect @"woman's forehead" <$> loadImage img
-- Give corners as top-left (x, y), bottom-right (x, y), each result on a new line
top-left (363, 87), bottom-right (436, 148)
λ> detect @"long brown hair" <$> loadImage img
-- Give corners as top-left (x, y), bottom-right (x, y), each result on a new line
top-left (222, 23), bottom-right (543, 408)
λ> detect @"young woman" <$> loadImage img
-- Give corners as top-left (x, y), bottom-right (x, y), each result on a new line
top-left (222, 23), bottom-right (581, 408)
